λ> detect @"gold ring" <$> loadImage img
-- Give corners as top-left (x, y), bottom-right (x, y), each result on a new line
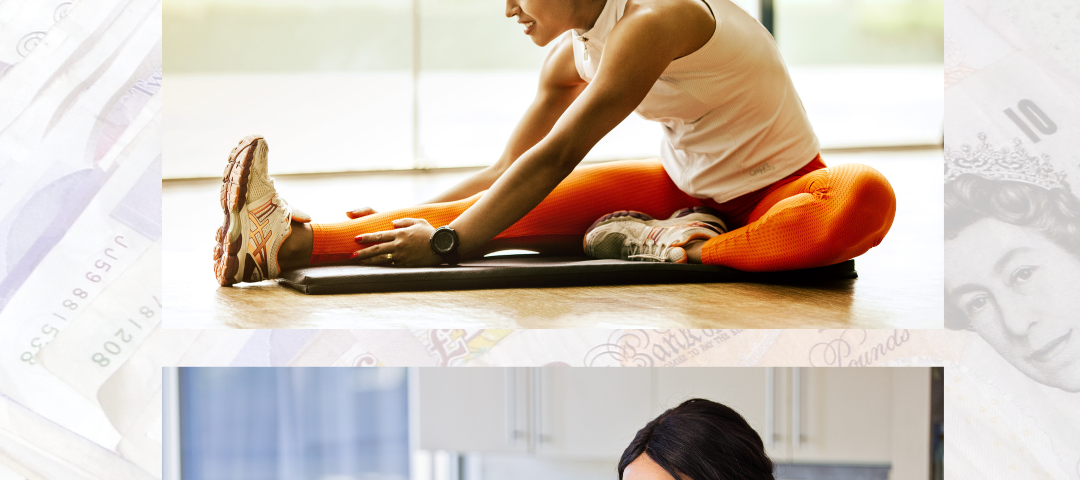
top-left (386, 253), bottom-right (393, 261)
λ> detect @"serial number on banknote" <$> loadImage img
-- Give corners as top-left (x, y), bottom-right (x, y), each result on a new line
top-left (90, 295), bottom-right (160, 368)
top-left (19, 236), bottom-right (129, 365)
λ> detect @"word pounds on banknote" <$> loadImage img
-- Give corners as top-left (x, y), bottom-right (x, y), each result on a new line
top-left (90, 295), bottom-right (160, 368)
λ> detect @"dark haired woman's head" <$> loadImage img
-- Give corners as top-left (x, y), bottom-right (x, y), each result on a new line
top-left (617, 398), bottom-right (774, 480)
top-left (945, 174), bottom-right (1080, 391)
top-left (504, 0), bottom-right (608, 47)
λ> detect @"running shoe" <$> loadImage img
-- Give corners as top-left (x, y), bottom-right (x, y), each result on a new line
top-left (583, 207), bottom-right (727, 263)
top-left (213, 135), bottom-right (310, 286)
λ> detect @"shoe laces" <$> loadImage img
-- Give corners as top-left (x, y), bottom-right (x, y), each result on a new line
top-left (626, 239), bottom-right (675, 262)
top-left (273, 194), bottom-right (293, 227)
top-left (266, 177), bottom-right (292, 226)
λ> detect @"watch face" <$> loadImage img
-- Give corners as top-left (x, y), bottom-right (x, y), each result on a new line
top-left (433, 231), bottom-right (454, 252)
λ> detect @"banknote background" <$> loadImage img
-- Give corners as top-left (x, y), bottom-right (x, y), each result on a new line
top-left (0, 0), bottom-right (162, 478)
top-left (942, 0), bottom-right (1080, 478)
top-left (2, 0), bottom-right (1080, 479)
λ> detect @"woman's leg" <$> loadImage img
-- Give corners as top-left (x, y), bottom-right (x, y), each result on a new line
top-left (304, 159), bottom-right (704, 264)
top-left (699, 163), bottom-right (896, 271)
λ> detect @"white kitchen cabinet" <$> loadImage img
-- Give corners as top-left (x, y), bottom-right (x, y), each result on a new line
top-left (789, 368), bottom-right (894, 464)
top-left (787, 367), bottom-right (931, 480)
top-left (418, 367), bottom-right (930, 480)
top-left (534, 368), bottom-right (653, 458)
top-left (418, 368), bottom-right (529, 453)
top-left (889, 368), bottom-right (932, 480)
top-left (653, 367), bottom-right (927, 474)
top-left (653, 368), bottom-right (786, 459)
top-left (418, 368), bottom-right (652, 459)
top-left (419, 368), bottom-right (652, 459)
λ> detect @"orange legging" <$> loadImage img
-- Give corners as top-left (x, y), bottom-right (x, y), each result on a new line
top-left (309, 155), bottom-right (896, 272)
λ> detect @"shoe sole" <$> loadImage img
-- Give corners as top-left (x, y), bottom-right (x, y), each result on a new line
top-left (213, 135), bottom-right (262, 286)
top-left (583, 207), bottom-right (727, 253)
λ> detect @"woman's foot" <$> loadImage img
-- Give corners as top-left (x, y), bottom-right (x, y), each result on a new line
top-left (583, 207), bottom-right (727, 263)
top-left (213, 135), bottom-right (311, 286)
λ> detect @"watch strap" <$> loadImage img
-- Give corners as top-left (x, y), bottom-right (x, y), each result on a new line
top-left (441, 250), bottom-right (460, 266)
top-left (430, 226), bottom-right (460, 266)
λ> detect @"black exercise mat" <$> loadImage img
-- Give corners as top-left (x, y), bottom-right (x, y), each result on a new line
top-left (278, 255), bottom-right (857, 294)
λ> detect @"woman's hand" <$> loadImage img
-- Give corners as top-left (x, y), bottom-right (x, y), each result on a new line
top-left (351, 218), bottom-right (443, 268)
top-left (346, 207), bottom-right (378, 219)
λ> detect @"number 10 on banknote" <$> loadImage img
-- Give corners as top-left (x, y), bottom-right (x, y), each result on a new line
top-left (1003, 99), bottom-right (1057, 144)
top-left (947, 52), bottom-right (1080, 182)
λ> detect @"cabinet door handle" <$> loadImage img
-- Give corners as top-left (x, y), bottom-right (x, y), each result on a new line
top-left (533, 368), bottom-right (545, 446)
top-left (506, 369), bottom-right (518, 443)
top-left (792, 367), bottom-right (802, 449)
top-left (765, 367), bottom-right (775, 449)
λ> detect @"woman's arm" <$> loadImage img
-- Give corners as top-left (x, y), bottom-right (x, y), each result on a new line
top-left (423, 34), bottom-right (587, 204)
top-left (446, 2), bottom-right (712, 254)
top-left (353, 0), bottom-right (714, 266)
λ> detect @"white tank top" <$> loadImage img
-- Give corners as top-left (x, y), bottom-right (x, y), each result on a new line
top-left (571, 0), bottom-right (820, 203)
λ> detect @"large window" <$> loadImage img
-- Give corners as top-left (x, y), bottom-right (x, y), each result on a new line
top-left (164, 0), bottom-right (942, 178)
top-left (164, 0), bottom-right (415, 177)
top-left (178, 368), bottom-right (410, 480)
top-left (775, 0), bottom-right (944, 65)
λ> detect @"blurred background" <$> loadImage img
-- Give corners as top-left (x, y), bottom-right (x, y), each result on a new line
top-left (164, 367), bottom-right (944, 480)
top-left (163, 0), bottom-right (944, 178)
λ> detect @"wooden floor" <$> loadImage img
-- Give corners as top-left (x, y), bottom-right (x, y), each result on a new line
top-left (163, 149), bottom-right (943, 329)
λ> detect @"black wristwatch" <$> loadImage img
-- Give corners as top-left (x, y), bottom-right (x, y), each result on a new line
top-left (429, 226), bottom-right (461, 265)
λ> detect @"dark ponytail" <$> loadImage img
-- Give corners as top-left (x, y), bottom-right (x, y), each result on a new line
top-left (618, 398), bottom-right (774, 480)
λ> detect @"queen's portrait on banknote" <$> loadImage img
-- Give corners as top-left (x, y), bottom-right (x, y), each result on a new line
top-left (943, 134), bottom-right (1080, 474)
top-left (943, 1), bottom-right (1080, 474)
top-left (942, 132), bottom-right (1080, 479)
top-left (944, 134), bottom-right (1080, 392)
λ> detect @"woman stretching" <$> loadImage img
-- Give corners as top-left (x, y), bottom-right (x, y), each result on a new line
top-left (214, 0), bottom-right (896, 285)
